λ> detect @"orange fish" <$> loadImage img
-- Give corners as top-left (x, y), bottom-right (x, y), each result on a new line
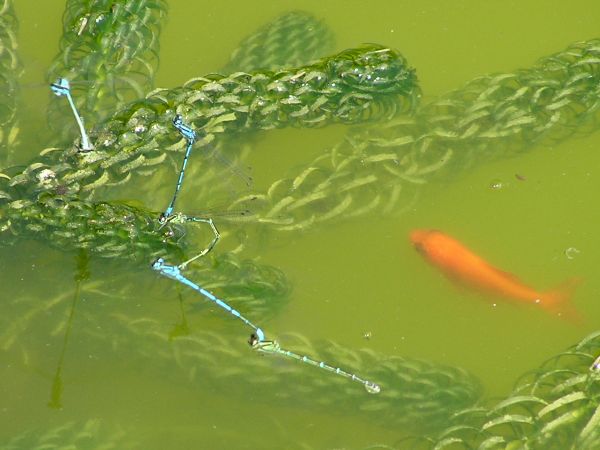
top-left (410, 229), bottom-right (582, 322)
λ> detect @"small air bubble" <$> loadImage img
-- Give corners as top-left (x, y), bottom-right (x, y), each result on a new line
top-left (565, 247), bottom-right (580, 260)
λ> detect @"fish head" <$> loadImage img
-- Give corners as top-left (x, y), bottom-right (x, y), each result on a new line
top-left (410, 229), bottom-right (427, 254)
top-left (410, 229), bottom-right (433, 249)
top-left (410, 229), bottom-right (446, 257)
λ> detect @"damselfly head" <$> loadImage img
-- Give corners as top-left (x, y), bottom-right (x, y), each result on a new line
top-left (151, 258), bottom-right (165, 270)
top-left (248, 333), bottom-right (260, 347)
top-left (156, 212), bottom-right (186, 242)
top-left (248, 332), bottom-right (268, 347)
top-left (158, 212), bottom-right (169, 226)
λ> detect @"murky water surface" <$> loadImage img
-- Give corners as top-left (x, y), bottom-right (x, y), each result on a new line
top-left (3, 1), bottom-right (600, 448)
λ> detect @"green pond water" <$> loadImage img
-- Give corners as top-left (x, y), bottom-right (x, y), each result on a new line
top-left (2, 1), bottom-right (600, 449)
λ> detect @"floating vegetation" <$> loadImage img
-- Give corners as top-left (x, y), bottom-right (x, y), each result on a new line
top-left (0, 419), bottom-right (134, 450)
top-left (0, 0), bottom-right (20, 167)
top-left (1, 45), bottom-right (420, 222)
top-left (0, 250), bottom-right (289, 363)
top-left (411, 331), bottom-right (600, 449)
top-left (46, 0), bottom-right (168, 138)
top-left (1, 3), bottom-right (600, 449)
top-left (221, 10), bottom-right (335, 74)
top-left (79, 309), bottom-right (482, 433)
top-left (236, 38), bottom-right (600, 230)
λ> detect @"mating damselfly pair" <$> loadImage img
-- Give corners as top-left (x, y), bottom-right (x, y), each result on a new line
top-left (50, 76), bottom-right (382, 394)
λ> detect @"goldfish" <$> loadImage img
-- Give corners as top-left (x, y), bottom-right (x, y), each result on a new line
top-left (410, 229), bottom-right (581, 322)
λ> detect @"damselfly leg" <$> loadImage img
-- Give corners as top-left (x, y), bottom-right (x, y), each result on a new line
top-left (159, 212), bottom-right (221, 269)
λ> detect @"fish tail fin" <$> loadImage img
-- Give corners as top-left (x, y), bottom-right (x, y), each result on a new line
top-left (542, 277), bottom-right (584, 325)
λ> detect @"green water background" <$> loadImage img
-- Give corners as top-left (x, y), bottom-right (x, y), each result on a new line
top-left (3, 0), bottom-right (600, 448)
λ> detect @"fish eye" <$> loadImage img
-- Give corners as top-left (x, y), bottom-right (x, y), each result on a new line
top-left (413, 242), bottom-right (426, 254)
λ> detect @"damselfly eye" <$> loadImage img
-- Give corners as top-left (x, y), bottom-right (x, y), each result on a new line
top-left (248, 333), bottom-right (259, 346)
